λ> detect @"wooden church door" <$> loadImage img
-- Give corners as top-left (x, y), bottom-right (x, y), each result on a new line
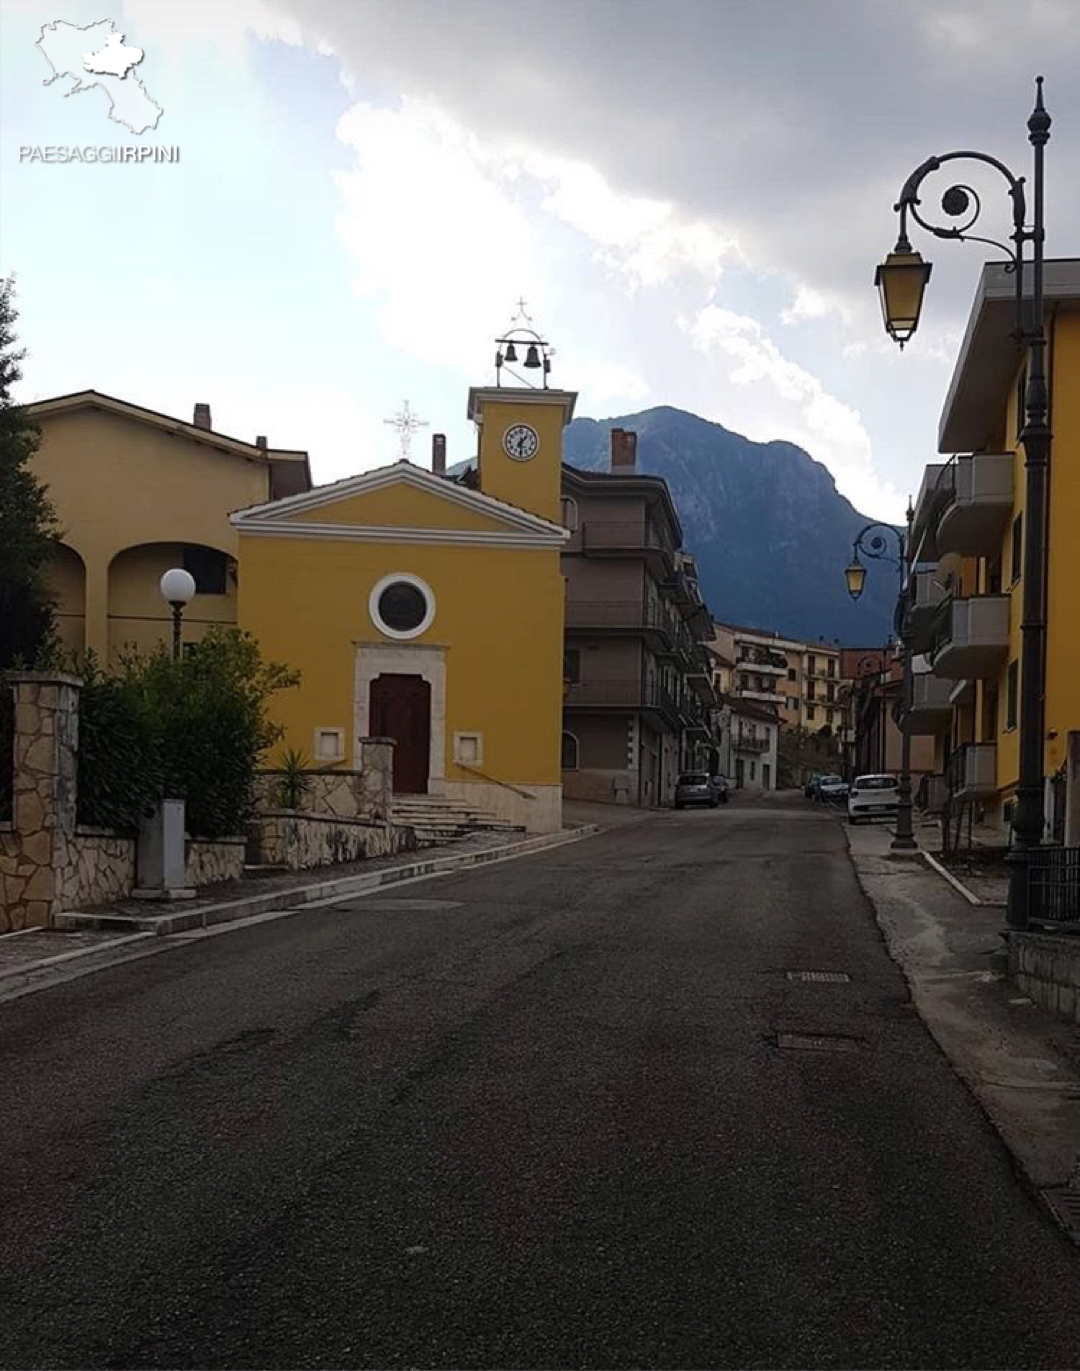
top-left (369, 674), bottom-right (431, 794)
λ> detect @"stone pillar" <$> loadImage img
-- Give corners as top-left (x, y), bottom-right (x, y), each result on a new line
top-left (1, 672), bottom-right (82, 929)
top-left (356, 737), bottom-right (395, 822)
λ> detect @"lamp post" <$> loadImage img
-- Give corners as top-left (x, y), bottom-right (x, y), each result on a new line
top-left (844, 514), bottom-right (917, 852)
top-left (160, 568), bottom-right (196, 661)
top-left (875, 78), bottom-right (1051, 925)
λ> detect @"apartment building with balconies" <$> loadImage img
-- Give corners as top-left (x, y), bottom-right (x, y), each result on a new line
top-left (909, 259), bottom-right (1080, 836)
top-left (561, 430), bottom-right (718, 807)
top-left (801, 641), bottom-right (843, 735)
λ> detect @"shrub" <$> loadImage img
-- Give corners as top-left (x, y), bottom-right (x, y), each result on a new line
top-left (73, 630), bottom-right (297, 837)
top-left (275, 747), bottom-right (312, 811)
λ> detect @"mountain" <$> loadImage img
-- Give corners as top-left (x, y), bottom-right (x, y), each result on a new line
top-left (563, 406), bottom-right (898, 645)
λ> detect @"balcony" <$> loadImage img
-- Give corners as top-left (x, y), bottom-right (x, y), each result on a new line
top-left (736, 653), bottom-right (787, 676)
top-left (907, 568), bottom-right (949, 652)
top-left (738, 687), bottom-right (781, 706)
top-left (947, 742), bottom-right (997, 799)
top-left (936, 453), bottom-right (1014, 556)
top-left (563, 678), bottom-right (681, 730)
top-left (907, 671), bottom-right (953, 734)
top-left (733, 734), bottom-right (770, 753)
top-left (581, 521), bottom-right (675, 578)
top-left (911, 462), bottom-right (954, 561)
top-left (565, 599), bottom-right (677, 653)
top-left (931, 595), bottom-right (1010, 679)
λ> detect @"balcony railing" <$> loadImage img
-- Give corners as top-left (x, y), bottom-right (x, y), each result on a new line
top-left (907, 671), bottom-right (954, 734)
top-left (946, 742), bottom-right (997, 799)
top-left (911, 462), bottom-right (954, 561)
top-left (733, 734), bottom-right (770, 753)
top-left (907, 567), bottom-right (950, 653)
top-left (565, 600), bottom-right (680, 647)
top-left (930, 595), bottom-right (1010, 680)
top-left (738, 687), bottom-right (781, 705)
top-left (1028, 848), bottom-right (1080, 927)
top-left (563, 678), bottom-right (681, 728)
top-left (936, 453), bottom-right (1014, 557)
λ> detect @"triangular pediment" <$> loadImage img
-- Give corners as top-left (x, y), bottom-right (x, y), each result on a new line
top-left (230, 459), bottom-right (568, 549)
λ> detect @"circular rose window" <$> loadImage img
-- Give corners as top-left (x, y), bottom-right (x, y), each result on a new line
top-left (369, 573), bottom-right (435, 640)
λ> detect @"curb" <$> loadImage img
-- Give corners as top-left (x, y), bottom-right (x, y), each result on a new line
top-left (921, 849), bottom-right (1007, 908)
top-left (53, 824), bottom-right (602, 937)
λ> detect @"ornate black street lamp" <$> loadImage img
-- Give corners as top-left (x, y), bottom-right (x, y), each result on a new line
top-left (844, 514), bottom-right (916, 852)
top-left (876, 79), bottom-right (1051, 926)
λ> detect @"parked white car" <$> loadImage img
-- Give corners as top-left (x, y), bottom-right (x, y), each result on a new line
top-left (848, 773), bottom-right (900, 824)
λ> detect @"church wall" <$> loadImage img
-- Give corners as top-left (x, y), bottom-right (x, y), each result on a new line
top-left (237, 533), bottom-right (565, 795)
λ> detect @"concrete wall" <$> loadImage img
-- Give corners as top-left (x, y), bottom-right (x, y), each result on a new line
top-left (254, 812), bottom-right (415, 871)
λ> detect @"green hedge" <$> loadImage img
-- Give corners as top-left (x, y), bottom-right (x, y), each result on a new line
top-left (73, 630), bottom-right (297, 838)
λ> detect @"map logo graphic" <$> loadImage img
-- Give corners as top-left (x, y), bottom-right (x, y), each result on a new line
top-left (37, 19), bottom-right (162, 135)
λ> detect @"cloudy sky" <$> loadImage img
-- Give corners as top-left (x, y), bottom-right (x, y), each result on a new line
top-left (2, 0), bottom-right (1077, 521)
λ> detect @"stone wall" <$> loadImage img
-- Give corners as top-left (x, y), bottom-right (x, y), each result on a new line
top-left (70, 828), bottom-right (136, 908)
top-left (1010, 931), bottom-right (1080, 1025)
top-left (255, 739), bottom-right (394, 823)
top-left (254, 811), bottom-right (415, 872)
top-left (185, 837), bottom-right (246, 888)
top-left (1, 673), bottom-right (83, 931)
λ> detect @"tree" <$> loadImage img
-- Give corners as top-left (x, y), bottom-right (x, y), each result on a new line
top-left (0, 278), bottom-right (58, 668)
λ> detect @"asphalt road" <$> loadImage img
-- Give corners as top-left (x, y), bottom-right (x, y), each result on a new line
top-left (2, 794), bottom-right (1078, 1370)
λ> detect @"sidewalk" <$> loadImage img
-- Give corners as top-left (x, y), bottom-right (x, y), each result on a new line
top-left (0, 823), bottom-right (601, 998)
top-left (847, 820), bottom-right (1080, 1222)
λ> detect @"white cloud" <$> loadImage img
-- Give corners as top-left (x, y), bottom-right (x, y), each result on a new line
top-left (683, 304), bottom-right (905, 520)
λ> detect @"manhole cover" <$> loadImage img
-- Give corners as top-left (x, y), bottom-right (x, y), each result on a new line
top-left (777, 1032), bottom-right (862, 1054)
top-left (1041, 1187), bottom-right (1080, 1242)
top-left (786, 970), bottom-right (851, 984)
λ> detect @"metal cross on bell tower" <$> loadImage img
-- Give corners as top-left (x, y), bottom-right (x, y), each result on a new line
top-left (384, 400), bottom-right (428, 461)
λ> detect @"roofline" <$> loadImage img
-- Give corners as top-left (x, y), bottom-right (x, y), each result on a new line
top-left (561, 463), bottom-right (684, 546)
top-left (467, 385), bottom-right (578, 423)
top-left (938, 258), bottom-right (1080, 452)
top-left (231, 456), bottom-right (568, 536)
top-left (28, 389), bottom-right (310, 466)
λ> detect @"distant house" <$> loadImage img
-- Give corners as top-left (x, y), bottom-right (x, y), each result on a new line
top-left (718, 695), bottom-right (780, 791)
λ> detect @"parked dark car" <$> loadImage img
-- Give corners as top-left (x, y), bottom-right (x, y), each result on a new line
top-left (817, 774), bottom-right (850, 803)
top-left (675, 771), bottom-right (718, 809)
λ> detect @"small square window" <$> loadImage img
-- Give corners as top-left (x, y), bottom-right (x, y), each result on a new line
top-left (454, 732), bottom-right (483, 766)
top-left (314, 727), bottom-right (345, 763)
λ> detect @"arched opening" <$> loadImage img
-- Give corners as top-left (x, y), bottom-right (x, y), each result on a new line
top-left (560, 496), bottom-right (579, 532)
top-left (49, 543), bottom-right (87, 654)
top-left (561, 731), bottom-right (580, 770)
top-left (107, 541), bottom-right (236, 661)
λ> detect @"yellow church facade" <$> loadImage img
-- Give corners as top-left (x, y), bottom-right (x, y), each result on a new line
top-left (232, 387), bottom-right (576, 833)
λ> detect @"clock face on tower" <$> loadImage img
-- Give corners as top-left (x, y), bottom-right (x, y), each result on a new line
top-left (503, 422), bottom-right (539, 461)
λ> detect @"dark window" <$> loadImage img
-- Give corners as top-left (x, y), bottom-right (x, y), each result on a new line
top-left (182, 545), bottom-right (228, 595)
top-left (807, 655), bottom-right (816, 675)
top-left (827, 683), bottom-right (835, 702)
top-left (561, 732), bottom-right (579, 770)
top-left (564, 648), bottom-right (581, 684)
top-left (807, 704), bottom-right (816, 722)
top-left (377, 581), bottom-right (427, 632)
top-left (787, 667), bottom-right (796, 681)
top-left (1010, 513), bottom-right (1023, 584)
top-left (986, 557), bottom-right (1002, 595)
top-left (1006, 660), bottom-right (1019, 730)
top-left (827, 659), bottom-right (836, 678)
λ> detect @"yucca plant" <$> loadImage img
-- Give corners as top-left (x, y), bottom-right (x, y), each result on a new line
top-left (276, 746), bottom-right (312, 811)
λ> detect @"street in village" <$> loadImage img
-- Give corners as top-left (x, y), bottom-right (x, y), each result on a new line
top-left (2, 795), bottom-right (1079, 1370)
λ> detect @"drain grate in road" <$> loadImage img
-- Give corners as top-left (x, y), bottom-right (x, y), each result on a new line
top-left (785, 970), bottom-right (851, 984)
top-left (777, 1031), bottom-right (862, 1054)
top-left (1041, 1187), bottom-right (1080, 1243)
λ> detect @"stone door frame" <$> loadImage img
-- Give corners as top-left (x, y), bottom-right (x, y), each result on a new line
top-left (353, 642), bottom-right (446, 794)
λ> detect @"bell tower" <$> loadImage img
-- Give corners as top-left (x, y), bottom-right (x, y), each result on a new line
top-left (467, 309), bottom-right (577, 524)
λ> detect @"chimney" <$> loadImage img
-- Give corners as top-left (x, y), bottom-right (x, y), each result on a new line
top-left (611, 427), bottom-right (638, 472)
top-left (255, 435), bottom-right (268, 450)
top-left (432, 433), bottom-right (447, 476)
top-left (193, 402), bottom-right (212, 431)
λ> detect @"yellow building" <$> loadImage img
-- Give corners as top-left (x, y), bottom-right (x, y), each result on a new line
top-left (232, 386), bottom-right (575, 833)
top-left (909, 260), bottom-right (1080, 836)
top-left (28, 391), bottom-right (310, 660)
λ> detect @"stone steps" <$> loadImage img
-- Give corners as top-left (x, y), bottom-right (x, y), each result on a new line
top-left (391, 796), bottom-right (525, 845)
